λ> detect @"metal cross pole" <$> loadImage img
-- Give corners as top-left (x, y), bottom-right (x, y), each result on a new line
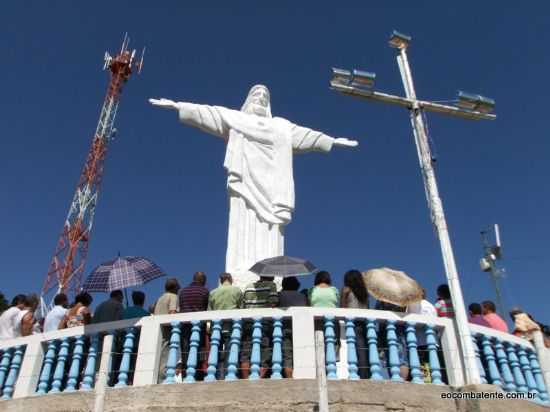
top-left (330, 31), bottom-right (496, 385)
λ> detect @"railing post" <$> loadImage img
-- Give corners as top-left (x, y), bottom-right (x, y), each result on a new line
top-left (225, 318), bottom-right (242, 381)
top-left (425, 324), bottom-right (443, 385)
top-left (1, 345), bottom-right (24, 400)
top-left (494, 338), bottom-right (515, 392)
top-left (36, 340), bottom-right (58, 395)
top-left (205, 319), bottom-right (222, 382)
top-left (65, 335), bottom-right (86, 392)
top-left (163, 321), bottom-right (181, 384)
top-left (133, 317), bottom-right (162, 386)
top-left (506, 342), bottom-right (528, 393)
top-left (518, 345), bottom-right (538, 397)
top-left (271, 317), bottom-right (283, 379)
top-left (81, 334), bottom-right (99, 390)
top-left (345, 318), bottom-right (359, 380)
top-left (50, 337), bottom-right (71, 393)
top-left (366, 318), bottom-right (383, 381)
top-left (291, 309), bottom-right (316, 379)
top-left (405, 322), bottom-right (423, 384)
top-left (324, 316), bottom-right (337, 380)
top-left (184, 320), bottom-right (201, 383)
top-left (249, 318), bottom-right (262, 380)
top-left (116, 327), bottom-right (136, 387)
top-left (386, 320), bottom-right (403, 382)
top-left (0, 348), bottom-right (13, 391)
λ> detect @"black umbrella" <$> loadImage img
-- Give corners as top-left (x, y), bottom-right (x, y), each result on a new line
top-left (249, 255), bottom-right (318, 277)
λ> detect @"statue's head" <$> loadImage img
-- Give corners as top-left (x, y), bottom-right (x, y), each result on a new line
top-left (241, 84), bottom-right (272, 118)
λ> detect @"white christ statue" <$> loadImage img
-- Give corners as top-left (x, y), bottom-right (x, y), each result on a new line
top-left (150, 85), bottom-right (358, 288)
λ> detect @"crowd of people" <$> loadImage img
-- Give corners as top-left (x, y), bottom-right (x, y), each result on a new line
top-left (0, 269), bottom-right (548, 382)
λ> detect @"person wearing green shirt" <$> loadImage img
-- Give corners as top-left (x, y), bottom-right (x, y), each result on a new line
top-left (208, 273), bottom-right (242, 311)
top-left (207, 272), bottom-right (242, 379)
top-left (308, 271), bottom-right (339, 308)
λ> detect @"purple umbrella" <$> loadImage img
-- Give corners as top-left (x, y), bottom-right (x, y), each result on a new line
top-left (82, 256), bottom-right (166, 298)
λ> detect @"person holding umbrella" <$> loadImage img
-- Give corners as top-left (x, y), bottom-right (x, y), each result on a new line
top-left (92, 290), bottom-right (124, 324)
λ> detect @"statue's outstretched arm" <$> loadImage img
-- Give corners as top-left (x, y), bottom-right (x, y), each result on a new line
top-left (149, 98), bottom-right (229, 139)
top-left (290, 123), bottom-right (358, 154)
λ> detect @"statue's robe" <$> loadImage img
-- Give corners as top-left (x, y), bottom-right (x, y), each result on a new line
top-left (178, 103), bottom-right (336, 288)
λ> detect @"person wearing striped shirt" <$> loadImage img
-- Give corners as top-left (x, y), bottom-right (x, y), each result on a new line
top-left (434, 284), bottom-right (455, 319)
top-left (240, 276), bottom-right (279, 378)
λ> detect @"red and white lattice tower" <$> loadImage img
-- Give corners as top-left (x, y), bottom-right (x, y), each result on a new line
top-left (41, 35), bottom-right (144, 305)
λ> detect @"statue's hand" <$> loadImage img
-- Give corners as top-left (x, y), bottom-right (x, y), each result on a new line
top-left (333, 137), bottom-right (359, 148)
top-left (148, 98), bottom-right (179, 110)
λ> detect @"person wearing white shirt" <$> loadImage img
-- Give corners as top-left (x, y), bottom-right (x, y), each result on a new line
top-left (0, 295), bottom-right (28, 340)
top-left (43, 293), bottom-right (69, 333)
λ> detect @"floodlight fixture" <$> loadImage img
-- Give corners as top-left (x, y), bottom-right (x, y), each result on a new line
top-left (350, 69), bottom-right (376, 89)
top-left (330, 67), bottom-right (352, 87)
top-left (389, 30), bottom-right (412, 49)
top-left (480, 257), bottom-right (492, 272)
top-left (456, 91), bottom-right (495, 113)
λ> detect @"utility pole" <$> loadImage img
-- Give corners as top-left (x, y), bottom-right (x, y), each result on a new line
top-left (329, 31), bottom-right (496, 385)
top-left (480, 224), bottom-right (505, 318)
top-left (41, 35), bottom-right (144, 309)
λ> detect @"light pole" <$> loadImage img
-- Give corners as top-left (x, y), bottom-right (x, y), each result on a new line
top-left (330, 30), bottom-right (496, 385)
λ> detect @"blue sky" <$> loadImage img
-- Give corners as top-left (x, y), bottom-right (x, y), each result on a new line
top-left (0, 2), bottom-right (548, 323)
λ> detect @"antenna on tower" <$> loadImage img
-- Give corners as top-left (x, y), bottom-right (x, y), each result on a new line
top-left (479, 224), bottom-right (506, 318)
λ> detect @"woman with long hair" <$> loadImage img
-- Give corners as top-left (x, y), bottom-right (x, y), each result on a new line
top-left (341, 269), bottom-right (369, 309)
top-left (340, 270), bottom-right (369, 378)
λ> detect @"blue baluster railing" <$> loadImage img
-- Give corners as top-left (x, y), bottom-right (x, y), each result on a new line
top-left (517, 345), bottom-right (538, 397)
top-left (271, 317), bottom-right (283, 380)
top-left (65, 335), bottom-right (86, 392)
top-left (50, 337), bottom-right (71, 393)
top-left (163, 322), bottom-right (181, 384)
top-left (366, 318), bottom-right (383, 380)
top-left (81, 334), bottom-right (99, 390)
top-left (324, 316), bottom-right (337, 380)
top-left (0, 348), bottom-right (13, 392)
top-left (406, 322), bottom-right (423, 384)
top-left (494, 338), bottom-right (515, 392)
top-left (249, 318), bottom-right (262, 380)
top-left (37, 340), bottom-right (58, 395)
top-left (205, 319), bottom-right (222, 382)
top-left (480, 334), bottom-right (501, 387)
top-left (386, 320), bottom-right (403, 382)
top-left (345, 318), bottom-right (359, 380)
top-left (116, 328), bottom-right (137, 387)
top-left (506, 342), bottom-right (527, 393)
top-left (425, 324), bottom-right (442, 385)
top-left (184, 321), bottom-right (201, 383)
top-left (1, 346), bottom-right (24, 400)
top-left (528, 349), bottom-right (549, 404)
top-left (225, 318), bottom-right (242, 381)
top-left (472, 334), bottom-right (487, 384)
